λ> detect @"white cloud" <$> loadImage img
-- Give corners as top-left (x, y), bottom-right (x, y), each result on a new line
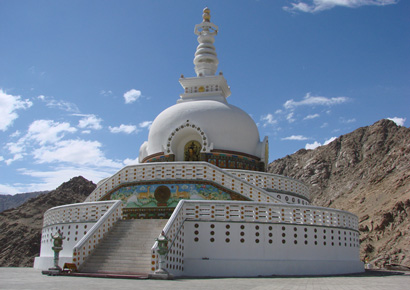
top-left (32, 139), bottom-right (123, 168)
top-left (260, 114), bottom-right (278, 127)
top-left (123, 157), bottom-right (139, 166)
top-left (109, 124), bottom-right (139, 134)
top-left (123, 89), bottom-right (142, 104)
top-left (27, 120), bottom-right (77, 145)
top-left (77, 114), bottom-right (103, 130)
top-left (305, 136), bottom-right (337, 150)
top-left (324, 136), bottom-right (337, 145)
top-left (4, 120), bottom-right (77, 164)
top-left (38, 95), bottom-right (79, 113)
top-left (0, 156), bottom-right (3, 161)
top-left (282, 135), bottom-right (309, 141)
top-left (320, 122), bottom-right (329, 128)
top-left (304, 113), bottom-right (320, 120)
top-left (0, 89), bottom-right (33, 131)
top-left (387, 117), bottom-right (406, 126)
top-left (284, 0), bottom-right (398, 13)
top-left (81, 130), bottom-right (91, 134)
top-left (284, 93), bottom-right (349, 109)
top-left (305, 141), bottom-right (321, 150)
top-left (139, 121), bottom-right (153, 129)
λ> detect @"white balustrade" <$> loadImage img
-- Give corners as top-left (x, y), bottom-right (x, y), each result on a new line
top-left (226, 169), bottom-right (309, 200)
top-left (85, 162), bottom-right (284, 204)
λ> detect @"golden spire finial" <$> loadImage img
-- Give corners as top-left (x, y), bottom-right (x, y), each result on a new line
top-left (202, 7), bottom-right (211, 22)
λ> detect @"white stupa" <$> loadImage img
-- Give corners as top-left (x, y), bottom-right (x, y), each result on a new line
top-left (34, 8), bottom-right (363, 277)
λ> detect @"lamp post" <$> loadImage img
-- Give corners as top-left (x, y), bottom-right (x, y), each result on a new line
top-left (149, 231), bottom-right (173, 279)
top-left (44, 230), bottom-right (65, 275)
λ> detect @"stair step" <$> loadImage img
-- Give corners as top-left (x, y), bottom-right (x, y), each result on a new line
top-left (80, 219), bottom-right (168, 274)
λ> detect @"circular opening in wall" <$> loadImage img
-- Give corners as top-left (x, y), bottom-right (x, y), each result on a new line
top-left (240, 238), bottom-right (245, 243)
top-left (240, 225), bottom-right (245, 229)
top-left (210, 231), bottom-right (214, 235)
top-left (210, 224), bottom-right (215, 228)
top-left (226, 238), bottom-right (230, 243)
top-left (194, 230), bottom-right (199, 235)
top-left (210, 238), bottom-right (214, 242)
top-left (282, 239), bottom-right (286, 244)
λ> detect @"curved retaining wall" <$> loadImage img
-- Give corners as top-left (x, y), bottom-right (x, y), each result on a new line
top-left (152, 200), bottom-right (363, 277)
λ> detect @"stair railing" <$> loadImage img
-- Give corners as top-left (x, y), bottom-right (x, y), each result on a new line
top-left (72, 200), bottom-right (123, 270)
top-left (151, 199), bottom-right (187, 275)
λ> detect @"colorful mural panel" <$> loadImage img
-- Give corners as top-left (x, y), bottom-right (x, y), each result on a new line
top-left (110, 183), bottom-right (234, 209)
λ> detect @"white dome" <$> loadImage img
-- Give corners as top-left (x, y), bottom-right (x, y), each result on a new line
top-left (139, 100), bottom-right (262, 161)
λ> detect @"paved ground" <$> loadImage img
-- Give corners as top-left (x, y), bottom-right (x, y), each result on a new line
top-left (1, 268), bottom-right (409, 290)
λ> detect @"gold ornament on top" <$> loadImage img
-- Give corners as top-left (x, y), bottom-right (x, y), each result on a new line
top-left (202, 7), bottom-right (211, 22)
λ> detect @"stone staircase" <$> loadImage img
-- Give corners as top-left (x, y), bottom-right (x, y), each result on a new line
top-left (80, 219), bottom-right (168, 274)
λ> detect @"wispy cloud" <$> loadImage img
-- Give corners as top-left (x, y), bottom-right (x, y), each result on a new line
top-left (260, 114), bottom-right (278, 127)
top-left (139, 121), bottom-right (153, 129)
top-left (340, 117), bottom-right (356, 124)
top-left (109, 124), bottom-right (139, 134)
top-left (38, 95), bottom-right (79, 113)
top-left (100, 90), bottom-right (113, 97)
top-left (284, 93), bottom-right (349, 109)
top-left (123, 89), bottom-right (142, 104)
top-left (283, 0), bottom-right (398, 13)
top-left (282, 135), bottom-right (309, 141)
top-left (304, 113), bottom-right (320, 120)
top-left (387, 117), bottom-right (406, 126)
top-left (0, 89), bottom-right (33, 131)
top-left (32, 139), bottom-right (123, 168)
top-left (286, 112), bottom-right (296, 123)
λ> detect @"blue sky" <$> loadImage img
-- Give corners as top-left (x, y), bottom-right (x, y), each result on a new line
top-left (0, 0), bottom-right (408, 194)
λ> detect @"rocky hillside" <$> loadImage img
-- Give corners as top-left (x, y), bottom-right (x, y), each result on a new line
top-left (268, 119), bottom-right (410, 268)
top-left (0, 176), bottom-right (96, 267)
top-left (0, 191), bottom-right (48, 213)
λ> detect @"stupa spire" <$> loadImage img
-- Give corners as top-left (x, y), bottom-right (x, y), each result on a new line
top-left (194, 7), bottom-right (219, 77)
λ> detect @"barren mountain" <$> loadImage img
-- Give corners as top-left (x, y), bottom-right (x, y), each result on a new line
top-left (0, 176), bottom-right (95, 267)
top-left (268, 119), bottom-right (410, 268)
top-left (0, 191), bottom-right (48, 213)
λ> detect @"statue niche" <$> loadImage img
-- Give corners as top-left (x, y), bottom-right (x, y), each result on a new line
top-left (184, 140), bottom-right (201, 161)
